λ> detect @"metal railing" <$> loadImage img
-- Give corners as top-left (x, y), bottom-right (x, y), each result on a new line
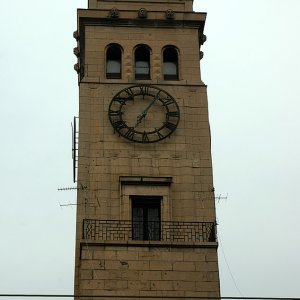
top-left (83, 219), bottom-right (216, 243)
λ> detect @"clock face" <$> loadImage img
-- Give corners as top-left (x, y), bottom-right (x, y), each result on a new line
top-left (108, 85), bottom-right (180, 143)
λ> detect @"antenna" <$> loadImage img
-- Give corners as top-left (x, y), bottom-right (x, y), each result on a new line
top-left (57, 186), bottom-right (87, 191)
top-left (57, 185), bottom-right (97, 208)
top-left (72, 116), bottom-right (79, 183)
top-left (215, 193), bottom-right (228, 203)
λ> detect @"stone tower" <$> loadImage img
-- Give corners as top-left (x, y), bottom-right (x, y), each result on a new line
top-left (73, 0), bottom-right (220, 298)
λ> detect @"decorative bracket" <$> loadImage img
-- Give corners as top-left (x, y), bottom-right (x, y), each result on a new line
top-left (74, 63), bottom-right (80, 73)
top-left (138, 8), bottom-right (148, 19)
top-left (200, 34), bottom-right (207, 45)
top-left (73, 30), bottom-right (79, 41)
top-left (165, 9), bottom-right (175, 20)
top-left (73, 47), bottom-right (80, 57)
top-left (109, 7), bottom-right (120, 18)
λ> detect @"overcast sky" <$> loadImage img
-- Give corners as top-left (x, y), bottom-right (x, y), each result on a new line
top-left (0, 0), bottom-right (299, 299)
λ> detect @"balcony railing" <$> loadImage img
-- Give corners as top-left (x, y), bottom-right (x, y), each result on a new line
top-left (83, 219), bottom-right (216, 243)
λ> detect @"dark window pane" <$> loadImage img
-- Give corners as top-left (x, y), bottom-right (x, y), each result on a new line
top-left (106, 44), bottom-right (122, 79)
top-left (132, 206), bottom-right (144, 240)
top-left (148, 207), bottom-right (160, 240)
top-left (163, 47), bottom-right (178, 80)
top-left (132, 197), bottom-right (161, 241)
top-left (135, 46), bottom-right (150, 79)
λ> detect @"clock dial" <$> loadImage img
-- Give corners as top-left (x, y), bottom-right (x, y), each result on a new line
top-left (108, 85), bottom-right (180, 143)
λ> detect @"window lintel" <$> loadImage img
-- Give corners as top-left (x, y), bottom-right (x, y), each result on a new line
top-left (120, 176), bottom-right (172, 186)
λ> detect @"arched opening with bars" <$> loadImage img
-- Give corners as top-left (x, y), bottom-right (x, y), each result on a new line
top-left (135, 45), bottom-right (151, 80)
top-left (106, 43), bottom-right (122, 79)
top-left (163, 46), bottom-right (179, 80)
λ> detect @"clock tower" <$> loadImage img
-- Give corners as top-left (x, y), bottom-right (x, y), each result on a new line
top-left (73, 0), bottom-right (220, 298)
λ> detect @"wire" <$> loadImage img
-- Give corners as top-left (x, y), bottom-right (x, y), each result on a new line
top-left (218, 235), bottom-right (244, 297)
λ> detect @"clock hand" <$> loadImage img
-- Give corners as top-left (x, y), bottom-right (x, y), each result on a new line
top-left (138, 94), bottom-right (160, 119)
top-left (134, 94), bottom-right (160, 128)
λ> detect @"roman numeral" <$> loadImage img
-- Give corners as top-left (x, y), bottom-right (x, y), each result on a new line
top-left (142, 131), bottom-right (149, 142)
top-left (114, 97), bottom-right (129, 105)
top-left (124, 127), bottom-right (135, 140)
top-left (124, 88), bottom-right (134, 99)
top-left (139, 85), bottom-right (149, 96)
top-left (156, 129), bottom-right (164, 139)
top-left (166, 111), bottom-right (179, 118)
top-left (164, 122), bottom-right (177, 131)
top-left (113, 120), bottom-right (126, 129)
top-left (108, 109), bottom-right (122, 117)
top-left (161, 97), bottom-right (175, 106)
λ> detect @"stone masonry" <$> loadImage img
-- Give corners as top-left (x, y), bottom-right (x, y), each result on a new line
top-left (74, 0), bottom-right (220, 298)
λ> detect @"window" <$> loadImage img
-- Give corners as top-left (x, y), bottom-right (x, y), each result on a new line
top-left (106, 44), bottom-right (122, 79)
top-left (163, 46), bottom-right (179, 80)
top-left (135, 45), bottom-right (151, 79)
top-left (132, 196), bottom-right (161, 241)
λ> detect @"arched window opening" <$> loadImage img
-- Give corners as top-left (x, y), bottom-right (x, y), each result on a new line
top-left (163, 47), bottom-right (178, 80)
top-left (135, 46), bottom-right (150, 80)
top-left (106, 44), bottom-right (122, 79)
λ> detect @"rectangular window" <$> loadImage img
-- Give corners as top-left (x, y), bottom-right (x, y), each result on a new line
top-left (132, 196), bottom-right (161, 241)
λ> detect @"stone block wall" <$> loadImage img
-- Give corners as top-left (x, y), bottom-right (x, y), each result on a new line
top-left (76, 245), bottom-right (220, 298)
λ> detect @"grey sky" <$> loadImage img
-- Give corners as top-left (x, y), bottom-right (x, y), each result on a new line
top-left (0, 0), bottom-right (299, 298)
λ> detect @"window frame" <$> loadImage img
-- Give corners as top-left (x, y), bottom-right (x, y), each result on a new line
top-left (134, 44), bottom-right (151, 80)
top-left (131, 196), bottom-right (161, 241)
top-left (106, 43), bottom-right (122, 79)
top-left (162, 46), bottom-right (179, 81)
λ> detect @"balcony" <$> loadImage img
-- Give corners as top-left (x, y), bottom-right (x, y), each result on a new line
top-left (83, 219), bottom-right (217, 244)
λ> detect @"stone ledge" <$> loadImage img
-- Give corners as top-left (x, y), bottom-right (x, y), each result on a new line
top-left (80, 240), bottom-right (218, 249)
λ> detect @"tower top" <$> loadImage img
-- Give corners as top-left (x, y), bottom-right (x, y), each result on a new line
top-left (88, 0), bottom-right (194, 12)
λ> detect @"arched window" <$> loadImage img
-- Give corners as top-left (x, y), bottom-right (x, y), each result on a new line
top-left (163, 46), bottom-right (179, 80)
top-left (106, 44), bottom-right (122, 79)
top-left (135, 45), bottom-right (151, 80)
